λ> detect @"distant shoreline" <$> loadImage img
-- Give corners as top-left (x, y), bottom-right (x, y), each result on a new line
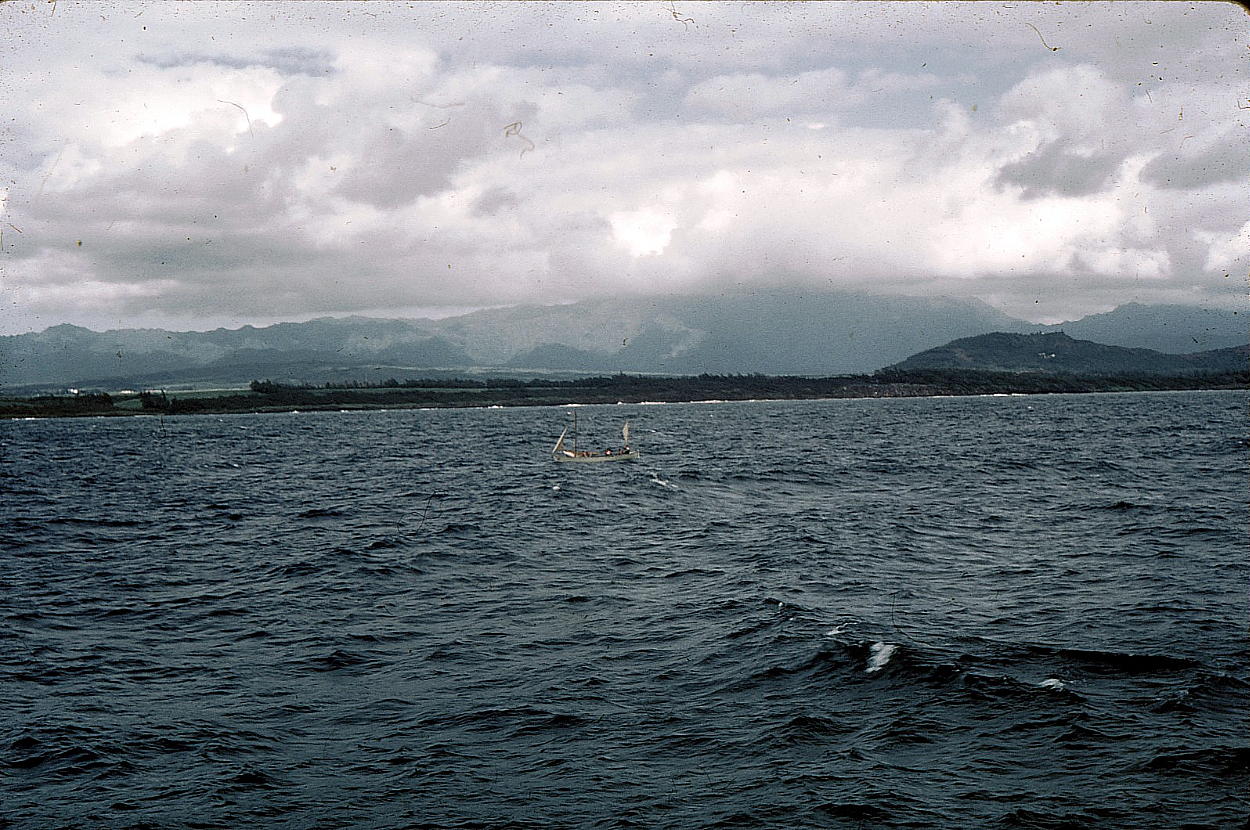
top-left (2, 370), bottom-right (1245, 420)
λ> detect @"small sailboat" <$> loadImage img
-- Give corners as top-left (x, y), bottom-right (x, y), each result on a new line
top-left (552, 411), bottom-right (639, 463)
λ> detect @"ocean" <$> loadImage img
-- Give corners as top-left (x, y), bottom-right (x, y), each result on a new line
top-left (2, 391), bottom-right (1246, 828)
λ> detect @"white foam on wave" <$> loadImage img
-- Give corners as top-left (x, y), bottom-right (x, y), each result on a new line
top-left (866, 642), bottom-right (897, 673)
top-left (1040, 677), bottom-right (1065, 690)
top-left (824, 618), bottom-right (858, 637)
top-left (650, 476), bottom-right (677, 489)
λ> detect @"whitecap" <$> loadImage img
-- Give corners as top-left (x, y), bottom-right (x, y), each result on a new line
top-left (1040, 677), bottom-right (1065, 690)
top-left (866, 642), bottom-right (897, 673)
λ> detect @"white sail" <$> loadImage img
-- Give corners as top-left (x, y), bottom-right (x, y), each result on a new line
top-left (551, 418), bottom-right (638, 463)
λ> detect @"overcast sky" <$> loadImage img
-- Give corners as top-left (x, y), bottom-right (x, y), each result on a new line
top-left (1, 1), bottom-right (1246, 334)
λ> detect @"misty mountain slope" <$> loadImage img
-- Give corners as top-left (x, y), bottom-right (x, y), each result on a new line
top-left (649, 292), bottom-right (1032, 374)
top-left (1044, 303), bottom-right (1247, 353)
top-left (0, 325), bottom-right (206, 387)
top-left (888, 331), bottom-right (1249, 374)
top-left (429, 290), bottom-right (1033, 375)
top-left (0, 317), bottom-right (454, 387)
top-left (422, 300), bottom-right (701, 365)
top-left (4, 294), bottom-right (1244, 390)
top-left (505, 342), bottom-right (612, 371)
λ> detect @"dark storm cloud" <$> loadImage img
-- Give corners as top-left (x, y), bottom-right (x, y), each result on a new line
top-left (1139, 135), bottom-right (1250, 191)
top-left (994, 141), bottom-right (1124, 199)
top-left (138, 47), bottom-right (336, 76)
top-left (471, 187), bottom-right (522, 217)
top-left (332, 100), bottom-right (531, 209)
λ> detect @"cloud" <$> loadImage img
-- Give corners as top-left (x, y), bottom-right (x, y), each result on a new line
top-left (330, 101), bottom-right (512, 208)
top-left (995, 143), bottom-right (1123, 199)
top-left (1196, 220), bottom-right (1250, 275)
top-left (685, 68), bottom-right (860, 119)
top-left (138, 47), bottom-right (336, 77)
top-left (1139, 126), bottom-right (1250, 190)
top-left (1, 1), bottom-right (1246, 334)
top-left (683, 66), bottom-right (946, 122)
top-left (471, 186), bottom-right (522, 217)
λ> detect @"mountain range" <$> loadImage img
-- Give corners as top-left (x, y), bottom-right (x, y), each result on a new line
top-left (1, 291), bottom-right (1244, 391)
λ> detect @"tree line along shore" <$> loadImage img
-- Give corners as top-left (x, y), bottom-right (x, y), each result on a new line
top-left (2, 370), bottom-right (1246, 419)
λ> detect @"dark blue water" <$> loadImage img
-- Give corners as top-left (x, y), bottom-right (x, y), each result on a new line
top-left (2, 391), bottom-right (1246, 828)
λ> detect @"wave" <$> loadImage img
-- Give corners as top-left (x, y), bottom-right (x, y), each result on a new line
top-left (307, 649), bottom-right (376, 672)
top-left (296, 506), bottom-right (345, 519)
top-left (1027, 645), bottom-right (1203, 675)
top-left (417, 707), bottom-right (586, 737)
top-left (1136, 745), bottom-right (1250, 777)
top-left (765, 714), bottom-right (852, 744)
top-left (866, 642), bottom-right (898, 673)
top-left (437, 522), bottom-right (482, 534)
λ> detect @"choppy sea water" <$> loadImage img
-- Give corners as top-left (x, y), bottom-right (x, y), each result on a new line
top-left (2, 391), bottom-right (1246, 829)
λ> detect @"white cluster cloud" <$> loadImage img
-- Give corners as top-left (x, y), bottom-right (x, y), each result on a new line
top-left (1, 1), bottom-right (1246, 333)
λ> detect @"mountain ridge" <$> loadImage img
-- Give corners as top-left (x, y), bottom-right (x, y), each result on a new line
top-left (2, 293), bottom-right (1244, 391)
top-left (1042, 303), bottom-right (1246, 354)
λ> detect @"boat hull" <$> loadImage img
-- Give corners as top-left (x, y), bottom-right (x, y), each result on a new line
top-left (552, 451), bottom-right (639, 463)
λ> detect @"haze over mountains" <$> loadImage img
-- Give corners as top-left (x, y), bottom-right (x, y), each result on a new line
top-left (1, 291), bottom-right (1245, 391)
top-left (1042, 303), bottom-right (1248, 355)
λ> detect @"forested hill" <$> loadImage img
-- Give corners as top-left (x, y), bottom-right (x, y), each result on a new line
top-left (886, 332), bottom-right (1248, 375)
